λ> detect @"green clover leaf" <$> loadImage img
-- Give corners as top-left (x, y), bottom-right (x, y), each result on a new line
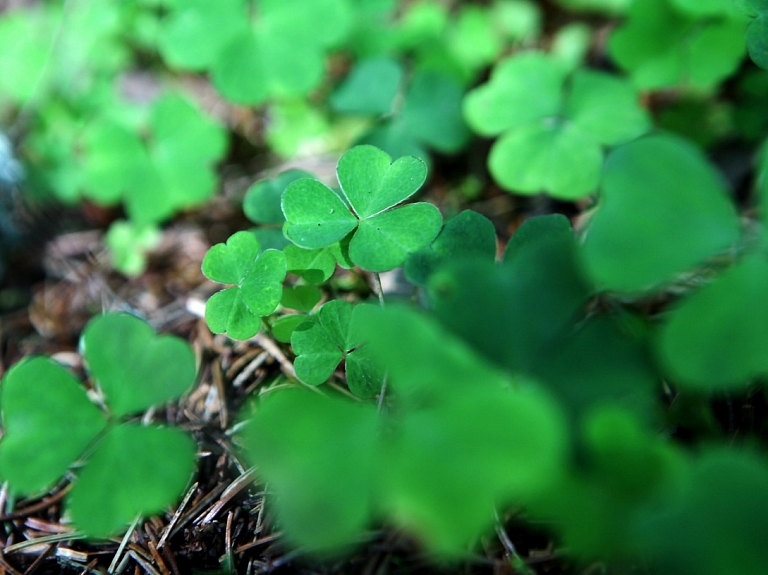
top-left (657, 256), bottom-right (768, 390)
top-left (0, 357), bottom-right (107, 493)
top-left (580, 134), bottom-right (741, 293)
top-left (202, 231), bottom-right (288, 340)
top-left (608, 0), bottom-right (747, 90)
top-left (242, 389), bottom-right (380, 554)
top-left (68, 424), bottom-right (196, 538)
top-left (244, 170), bottom-right (313, 225)
top-left (157, 0), bottom-right (247, 70)
top-left (331, 56), bottom-right (403, 115)
top-left (464, 54), bottom-right (649, 199)
top-left (404, 210), bottom-right (497, 286)
top-left (291, 300), bottom-right (383, 398)
top-left (0, 314), bottom-right (198, 537)
top-left (743, 0), bottom-right (768, 69)
top-left (81, 313), bottom-right (197, 417)
top-left (282, 145), bottom-right (442, 271)
top-left (382, 385), bottom-right (567, 555)
top-left (79, 92), bottom-right (227, 227)
top-left (283, 244), bottom-right (337, 284)
top-left (281, 285), bottom-right (322, 312)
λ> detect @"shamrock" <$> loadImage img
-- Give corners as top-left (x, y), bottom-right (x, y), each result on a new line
top-left (202, 231), bottom-right (287, 340)
top-left (281, 145), bottom-right (442, 272)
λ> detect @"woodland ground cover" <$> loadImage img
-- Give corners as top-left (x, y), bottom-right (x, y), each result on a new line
top-left (0, 0), bottom-right (767, 574)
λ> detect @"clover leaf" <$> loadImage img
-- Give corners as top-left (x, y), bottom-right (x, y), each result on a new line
top-left (580, 134), bottom-right (741, 293)
top-left (105, 220), bottom-right (162, 277)
top-left (68, 424), bottom-right (196, 537)
top-left (657, 255), bottom-right (768, 390)
top-left (244, 169), bottom-right (313, 226)
top-left (608, 0), bottom-right (747, 90)
top-left (242, 389), bottom-right (381, 554)
top-left (0, 357), bottom-right (107, 493)
top-left (0, 313), bottom-right (197, 537)
top-left (202, 231), bottom-right (287, 340)
top-left (332, 59), bottom-right (470, 158)
top-left (282, 145), bottom-right (442, 272)
top-left (404, 210), bottom-right (497, 286)
top-left (464, 53), bottom-right (649, 199)
top-left (283, 244), bottom-right (337, 284)
top-left (79, 91), bottom-right (227, 226)
top-left (162, 0), bottom-right (353, 105)
top-left (81, 313), bottom-right (197, 417)
top-left (743, 0), bottom-right (768, 69)
top-left (331, 56), bottom-right (403, 115)
top-left (291, 300), bottom-right (383, 398)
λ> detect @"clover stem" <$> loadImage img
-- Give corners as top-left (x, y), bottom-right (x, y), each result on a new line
top-left (373, 272), bottom-right (385, 307)
top-left (377, 374), bottom-right (388, 413)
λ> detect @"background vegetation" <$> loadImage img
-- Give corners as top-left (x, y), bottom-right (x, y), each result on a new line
top-left (0, 0), bottom-right (767, 573)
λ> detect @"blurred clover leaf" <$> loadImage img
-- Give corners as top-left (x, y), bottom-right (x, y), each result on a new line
top-left (580, 134), bottom-right (741, 293)
top-left (160, 0), bottom-right (353, 105)
top-left (638, 449), bottom-right (768, 575)
top-left (202, 231), bottom-right (287, 340)
top-left (742, 0), bottom-right (768, 69)
top-left (608, 0), bottom-right (747, 90)
top-left (657, 255), bottom-right (768, 390)
top-left (245, 169), bottom-right (313, 226)
top-left (0, 313), bottom-right (197, 537)
top-left (244, 170), bottom-right (312, 252)
top-left (105, 220), bottom-right (161, 277)
top-left (464, 53), bottom-right (650, 199)
top-left (81, 312), bottom-right (197, 417)
top-left (282, 145), bottom-right (442, 272)
top-left (404, 210), bottom-right (497, 286)
top-left (291, 300), bottom-right (383, 398)
top-left (247, 305), bottom-right (568, 557)
top-left (332, 58), bottom-right (471, 160)
top-left (242, 389), bottom-right (381, 555)
top-left (79, 91), bottom-right (227, 226)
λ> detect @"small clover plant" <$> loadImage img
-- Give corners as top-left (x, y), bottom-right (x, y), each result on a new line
top-left (291, 300), bottom-right (383, 398)
top-left (464, 52), bottom-right (650, 199)
top-left (242, 306), bottom-right (569, 556)
top-left (79, 91), bottom-right (227, 225)
top-left (202, 230), bottom-right (287, 341)
top-left (0, 313), bottom-right (197, 537)
top-left (282, 145), bottom-right (442, 272)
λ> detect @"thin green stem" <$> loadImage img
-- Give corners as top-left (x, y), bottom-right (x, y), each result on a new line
top-left (373, 272), bottom-right (385, 307)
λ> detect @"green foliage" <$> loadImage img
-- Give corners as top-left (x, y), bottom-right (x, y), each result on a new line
top-left (657, 255), bottom-right (768, 389)
top-left (4, 0), bottom-right (768, 570)
top-left (243, 306), bottom-right (568, 557)
top-left (80, 92), bottom-right (227, 224)
top-left (0, 313), bottom-right (196, 537)
top-left (743, 0), bottom-right (768, 69)
top-left (405, 210), bottom-right (497, 286)
top-left (291, 300), bottom-right (382, 397)
top-left (332, 57), bottom-right (471, 160)
top-left (464, 53), bottom-right (650, 198)
top-left (202, 231), bottom-right (287, 340)
top-left (608, 0), bottom-right (747, 89)
top-left (282, 145), bottom-right (442, 271)
top-left (159, 0), bottom-right (354, 105)
top-left (580, 133), bottom-right (741, 293)
top-left (105, 221), bottom-right (161, 277)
